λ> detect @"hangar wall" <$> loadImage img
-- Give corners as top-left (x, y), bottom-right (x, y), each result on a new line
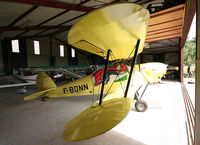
top-left (141, 52), bottom-right (179, 79)
top-left (165, 52), bottom-right (179, 66)
top-left (26, 38), bottom-right (97, 67)
top-left (141, 54), bottom-right (153, 63)
top-left (0, 37), bottom-right (96, 75)
top-left (78, 53), bottom-right (104, 66)
top-left (78, 53), bottom-right (89, 66)
top-left (0, 40), bottom-right (3, 75)
top-left (26, 38), bottom-right (68, 67)
top-left (141, 52), bottom-right (179, 65)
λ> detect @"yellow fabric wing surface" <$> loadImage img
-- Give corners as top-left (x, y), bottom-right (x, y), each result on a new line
top-left (63, 97), bottom-right (133, 141)
top-left (68, 3), bottom-right (150, 60)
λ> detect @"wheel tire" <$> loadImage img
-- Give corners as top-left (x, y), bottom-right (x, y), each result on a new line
top-left (135, 100), bottom-right (148, 112)
top-left (17, 88), bottom-right (27, 94)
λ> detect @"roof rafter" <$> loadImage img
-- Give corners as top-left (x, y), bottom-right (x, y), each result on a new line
top-left (33, 12), bottom-right (87, 36)
top-left (8, 5), bottom-right (38, 27)
top-left (0, 0), bottom-right (95, 12)
top-left (36, 0), bottom-right (90, 26)
top-left (37, 10), bottom-right (70, 26)
top-left (12, 0), bottom-right (91, 38)
top-left (0, 25), bottom-right (71, 31)
top-left (4, 34), bottom-right (49, 40)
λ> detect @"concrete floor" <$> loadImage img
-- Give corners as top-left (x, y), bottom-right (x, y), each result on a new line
top-left (0, 81), bottom-right (187, 145)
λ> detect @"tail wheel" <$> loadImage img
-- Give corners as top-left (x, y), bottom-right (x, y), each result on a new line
top-left (135, 100), bottom-right (148, 112)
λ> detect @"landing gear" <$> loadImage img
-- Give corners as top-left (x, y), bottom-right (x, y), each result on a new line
top-left (17, 88), bottom-right (27, 94)
top-left (17, 86), bottom-right (27, 94)
top-left (134, 84), bottom-right (149, 112)
top-left (135, 100), bottom-right (148, 112)
top-left (41, 96), bottom-right (49, 102)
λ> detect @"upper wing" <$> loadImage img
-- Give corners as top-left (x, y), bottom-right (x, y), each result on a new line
top-left (68, 3), bottom-right (150, 60)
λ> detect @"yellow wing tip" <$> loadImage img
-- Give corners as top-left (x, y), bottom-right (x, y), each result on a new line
top-left (24, 93), bottom-right (40, 101)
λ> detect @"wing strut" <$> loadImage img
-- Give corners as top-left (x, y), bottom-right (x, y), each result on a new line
top-left (124, 39), bottom-right (140, 98)
top-left (99, 49), bottom-right (111, 105)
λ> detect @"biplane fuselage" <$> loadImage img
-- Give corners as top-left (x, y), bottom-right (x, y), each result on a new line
top-left (45, 73), bottom-right (128, 98)
top-left (24, 62), bottom-right (167, 101)
top-left (24, 63), bottom-right (129, 101)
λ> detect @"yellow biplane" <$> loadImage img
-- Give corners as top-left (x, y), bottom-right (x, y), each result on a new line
top-left (23, 2), bottom-right (167, 142)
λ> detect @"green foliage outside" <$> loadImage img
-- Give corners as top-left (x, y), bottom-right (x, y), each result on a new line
top-left (184, 38), bottom-right (196, 77)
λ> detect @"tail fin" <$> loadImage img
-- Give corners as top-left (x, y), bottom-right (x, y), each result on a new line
top-left (24, 88), bottom-right (55, 101)
top-left (24, 72), bottom-right (56, 101)
top-left (36, 72), bottom-right (57, 91)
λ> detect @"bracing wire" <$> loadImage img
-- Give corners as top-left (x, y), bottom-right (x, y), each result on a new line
top-left (103, 74), bottom-right (119, 98)
top-left (102, 51), bottom-right (129, 99)
top-left (126, 43), bottom-right (137, 61)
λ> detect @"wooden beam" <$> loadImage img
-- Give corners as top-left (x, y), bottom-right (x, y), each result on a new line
top-left (147, 19), bottom-right (182, 33)
top-left (145, 33), bottom-right (181, 43)
top-left (147, 27), bottom-right (182, 37)
top-left (150, 4), bottom-right (184, 18)
top-left (146, 29), bottom-right (182, 40)
top-left (180, 0), bottom-right (196, 47)
top-left (149, 8), bottom-right (184, 27)
top-left (0, 0), bottom-right (95, 12)
top-left (148, 24), bottom-right (182, 33)
top-left (146, 4), bottom-right (184, 42)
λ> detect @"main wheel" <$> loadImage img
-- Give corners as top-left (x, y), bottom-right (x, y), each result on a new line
top-left (135, 100), bottom-right (148, 112)
top-left (17, 88), bottom-right (27, 94)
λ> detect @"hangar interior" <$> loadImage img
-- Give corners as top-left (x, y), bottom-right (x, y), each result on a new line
top-left (0, 0), bottom-right (195, 81)
top-left (0, 0), bottom-right (199, 145)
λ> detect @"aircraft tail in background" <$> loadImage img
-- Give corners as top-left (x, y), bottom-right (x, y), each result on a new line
top-left (36, 72), bottom-right (57, 91)
top-left (24, 72), bottom-right (56, 101)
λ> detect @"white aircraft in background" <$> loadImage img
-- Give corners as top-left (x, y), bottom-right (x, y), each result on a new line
top-left (0, 69), bottom-right (37, 93)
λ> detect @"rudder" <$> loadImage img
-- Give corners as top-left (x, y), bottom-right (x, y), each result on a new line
top-left (36, 72), bottom-right (57, 91)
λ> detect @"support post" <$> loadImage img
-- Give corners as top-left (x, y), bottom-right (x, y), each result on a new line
top-left (195, 0), bottom-right (200, 144)
top-left (124, 39), bottom-right (140, 98)
top-left (99, 49), bottom-right (111, 105)
top-left (180, 45), bottom-right (184, 82)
